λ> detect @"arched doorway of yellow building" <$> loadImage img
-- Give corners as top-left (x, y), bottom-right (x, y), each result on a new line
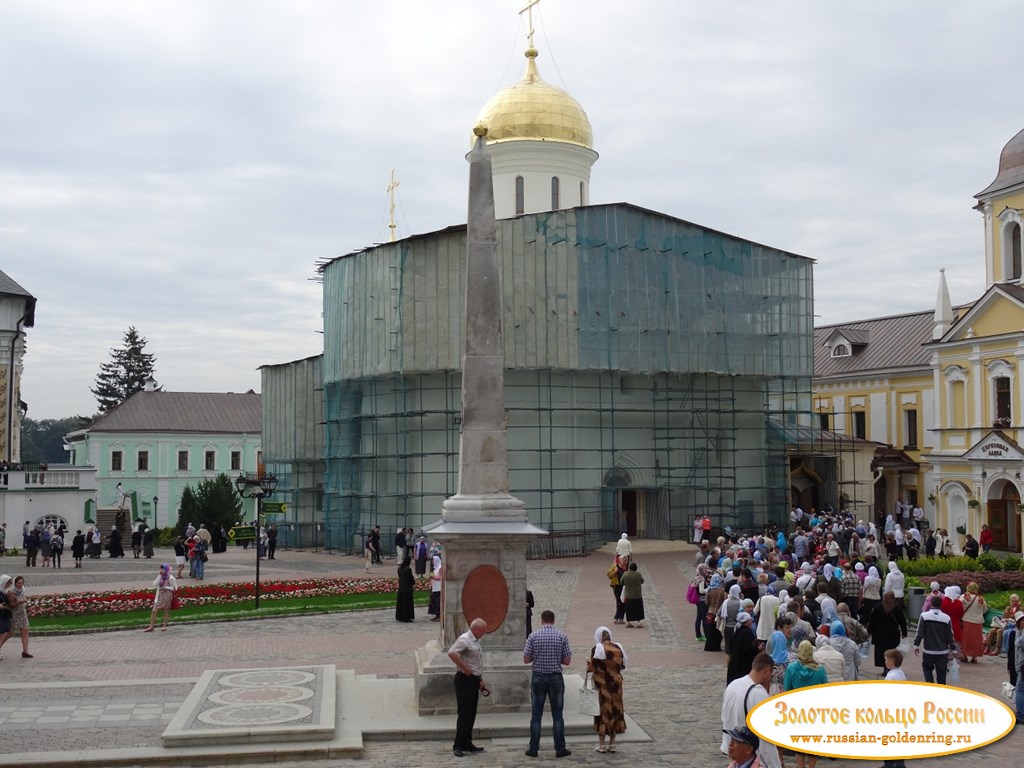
top-left (985, 480), bottom-right (1020, 551)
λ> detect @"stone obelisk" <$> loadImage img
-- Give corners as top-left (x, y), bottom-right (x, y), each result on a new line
top-left (415, 125), bottom-right (546, 714)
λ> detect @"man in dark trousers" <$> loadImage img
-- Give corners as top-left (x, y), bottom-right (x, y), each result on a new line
top-left (447, 618), bottom-right (489, 757)
top-left (914, 595), bottom-right (957, 684)
top-left (523, 610), bottom-right (573, 758)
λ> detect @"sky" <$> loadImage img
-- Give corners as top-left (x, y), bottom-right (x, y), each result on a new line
top-left (2, 1), bottom-right (1021, 420)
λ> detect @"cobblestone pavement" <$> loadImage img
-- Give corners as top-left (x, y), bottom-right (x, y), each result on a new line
top-left (0, 545), bottom-right (1021, 766)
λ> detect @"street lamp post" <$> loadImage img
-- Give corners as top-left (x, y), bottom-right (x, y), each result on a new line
top-left (235, 473), bottom-right (278, 610)
top-left (153, 496), bottom-right (158, 530)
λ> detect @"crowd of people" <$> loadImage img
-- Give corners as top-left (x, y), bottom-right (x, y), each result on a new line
top-left (695, 505), bottom-right (1024, 766)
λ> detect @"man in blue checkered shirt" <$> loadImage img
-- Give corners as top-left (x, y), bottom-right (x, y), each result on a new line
top-left (523, 609), bottom-right (573, 758)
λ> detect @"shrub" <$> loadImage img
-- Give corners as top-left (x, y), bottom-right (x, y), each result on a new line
top-left (895, 556), bottom-right (982, 577)
top-left (976, 553), bottom-right (1004, 573)
top-left (1003, 554), bottom-right (1023, 573)
top-left (156, 527), bottom-right (177, 547)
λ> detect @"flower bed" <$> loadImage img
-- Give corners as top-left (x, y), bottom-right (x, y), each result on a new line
top-left (927, 570), bottom-right (1024, 594)
top-left (28, 576), bottom-right (429, 619)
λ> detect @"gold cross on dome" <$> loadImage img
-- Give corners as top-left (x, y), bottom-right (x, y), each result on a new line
top-left (518, 0), bottom-right (541, 49)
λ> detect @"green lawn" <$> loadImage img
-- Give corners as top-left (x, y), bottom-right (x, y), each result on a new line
top-left (33, 591), bottom-right (430, 634)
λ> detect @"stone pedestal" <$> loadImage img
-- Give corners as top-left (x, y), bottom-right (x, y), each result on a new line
top-left (415, 520), bottom-right (544, 715)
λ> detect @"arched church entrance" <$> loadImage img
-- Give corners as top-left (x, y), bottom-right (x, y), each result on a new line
top-left (986, 480), bottom-right (1020, 551)
top-left (602, 467), bottom-right (670, 540)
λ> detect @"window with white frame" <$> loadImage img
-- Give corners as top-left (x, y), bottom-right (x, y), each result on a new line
top-left (137, 450), bottom-right (149, 472)
top-left (988, 359), bottom-right (1014, 427)
top-left (904, 409), bottom-right (918, 449)
top-left (205, 450), bottom-right (215, 471)
top-left (831, 343), bottom-right (850, 358)
top-left (230, 451), bottom-right (241, 471)
top-left (111, 451), bottom-right (123, 472)
top-left (177, 450), bottom-right (189, 471)
top-left (943, 365), bottom-right (968, 428)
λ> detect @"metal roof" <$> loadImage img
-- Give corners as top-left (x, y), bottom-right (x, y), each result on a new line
top-left (87, 390), bottom-right (261, 433)
top-left (0, 269), bottom-right (35, 327)
top-left (813, 310), bottom-right (935, 379)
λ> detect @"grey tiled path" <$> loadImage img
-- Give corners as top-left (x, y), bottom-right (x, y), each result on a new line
top-left (0, 544), bottom-right (1021, 766)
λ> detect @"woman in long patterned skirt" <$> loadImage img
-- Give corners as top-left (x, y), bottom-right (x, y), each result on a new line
top-left (588, 625), bottom-right (627, 753)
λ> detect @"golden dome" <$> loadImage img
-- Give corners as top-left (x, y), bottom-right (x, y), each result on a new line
top-left (474, 47), bottom-right (593, 149)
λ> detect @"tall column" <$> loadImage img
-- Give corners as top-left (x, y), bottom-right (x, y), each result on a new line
top-left (416, 126), bottom-right (546, 715)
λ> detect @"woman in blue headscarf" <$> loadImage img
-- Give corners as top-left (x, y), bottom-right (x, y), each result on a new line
top-left (766, 614), bottom-right (794, 694)
top-left (829, 620), bottom-right (860, 681)
top-left (703, 573), bottom-right (725, 653)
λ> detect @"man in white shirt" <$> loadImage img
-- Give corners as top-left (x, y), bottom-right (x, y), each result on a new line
top-left (720, 653), bottom-right (780, 768)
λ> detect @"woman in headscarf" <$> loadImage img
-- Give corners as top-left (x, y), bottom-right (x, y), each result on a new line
top-left (960, 582), bottom-right (987, 663)
top-left (614, 533), bottom-right (632, 563)
top-left (719, 584), bottom-right (743, 655)
top-left (941, 585), bottom-right (964, 653)
top-left (753, 584), bottom-right (780, 643)
top-left (0, 575), bottom-right (13, 657)
top-left (143, 563), bottom-right (177, 632)
top-left (884, 515), bottom-right (895, 535)
top-left (860, 565), bottom-right (883, 625)
top-left (883, 561), bottom-right (905, 607)
top-left (726, 612), bottom-right (759, 683)
top-left (766, 615), bottom-right (794, 695)
top-left (784, 641), bottom-right (828, 768)
top-left (395, 555), bottom-right (415, 623)
top-left (427, 554), bottom-right (442, 621)
top-left (703, 573), bottom-right (725, 652)
top-left (867, 590), bottom-right (907, 673)
top-left (827, 620), bottom-right (860, 680)
top-left (5, 575), bottom-right (32, 657)
top-left (692, 562), bottom-right (712, 641)
top-left (587, 625), bottom-right (627, 753)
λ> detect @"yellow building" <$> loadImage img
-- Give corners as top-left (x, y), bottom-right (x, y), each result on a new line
top-left (813, 128), bottom-right (1024, 552)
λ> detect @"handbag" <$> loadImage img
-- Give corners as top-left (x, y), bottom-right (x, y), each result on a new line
top-left (577, 672), bottom-right (601, 716)
top-left (170, 592), bottom-right (182, 610)
top-left (686, 582), bottom-right (700, 605)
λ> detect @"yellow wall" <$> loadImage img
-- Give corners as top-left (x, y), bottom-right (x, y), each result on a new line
top-left (990, 191), bottom-right (1024, 279)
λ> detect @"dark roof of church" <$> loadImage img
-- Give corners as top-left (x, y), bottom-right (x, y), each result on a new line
top-left (0, 269), bottom-right (35, 327)
top-left (813, 310), bottom-right (935, 378)
top-left (87, 390), bottom-right (261, 433)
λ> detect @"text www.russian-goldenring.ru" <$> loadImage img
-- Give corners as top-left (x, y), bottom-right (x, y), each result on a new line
top-left (789, 732), bottom-right (971, 747)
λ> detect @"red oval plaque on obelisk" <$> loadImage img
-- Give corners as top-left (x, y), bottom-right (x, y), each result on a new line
top-left (461, 565), bottom-right (509, 634)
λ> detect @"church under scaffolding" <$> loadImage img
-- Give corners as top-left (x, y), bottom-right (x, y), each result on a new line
top-left (300, 203), bottom-right (834, 552)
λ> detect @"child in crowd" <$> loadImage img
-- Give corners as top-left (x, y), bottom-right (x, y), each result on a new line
top-left (881, 648), bottom-right (907, 768)
top-left (884, 648), bottom-right (907, 681)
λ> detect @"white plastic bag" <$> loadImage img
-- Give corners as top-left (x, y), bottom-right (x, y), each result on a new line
top-left (947, 658), bottom-right (960, 684)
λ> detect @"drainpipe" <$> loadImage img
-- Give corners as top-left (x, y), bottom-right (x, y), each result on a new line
top-left (7, 313), bottom-right (27, 464)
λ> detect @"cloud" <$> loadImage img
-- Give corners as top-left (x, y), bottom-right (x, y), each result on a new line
top-left (4, 0), bottom-right (1020, 417)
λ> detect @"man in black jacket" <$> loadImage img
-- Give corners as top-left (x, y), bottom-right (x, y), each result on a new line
top-left (914, 596), bottom-right (956, 684)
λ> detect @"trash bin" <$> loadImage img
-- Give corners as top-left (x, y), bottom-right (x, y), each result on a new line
top-left (907, 586), bottom-right (927, 623)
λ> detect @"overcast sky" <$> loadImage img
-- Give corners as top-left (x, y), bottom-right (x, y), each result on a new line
top-left (3, 1), bottom-right (1020, 420)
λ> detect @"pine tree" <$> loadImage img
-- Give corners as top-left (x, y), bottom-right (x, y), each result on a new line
top-left (90, 327), bottom-right (158, 413)
top-left (177, 474), bottom-right (243, 532)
